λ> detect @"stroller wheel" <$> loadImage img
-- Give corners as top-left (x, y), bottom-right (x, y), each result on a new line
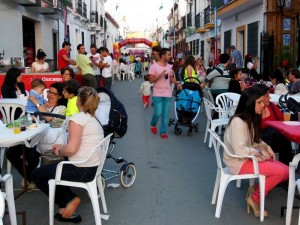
top-left (195, 123), bottom-right (199, 133)
top-left (120, 163), bottom-right (136, 188)
top-left (175, 128), bottom-right (182, 135)
top-left (168, 118), bottom-right (173, 127)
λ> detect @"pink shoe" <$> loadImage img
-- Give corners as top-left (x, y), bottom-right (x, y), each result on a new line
top-left (151, 127), bottom-right (157, 134)
top-left (160, 134), bottom-right (168, 139)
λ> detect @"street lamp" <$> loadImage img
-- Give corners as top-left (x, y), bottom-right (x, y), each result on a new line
top-left (276, 0), bottom-right (286, 13)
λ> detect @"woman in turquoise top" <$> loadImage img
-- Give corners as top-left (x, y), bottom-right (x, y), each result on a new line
top-left (62, 80), bottom-right (81, 117)
top-left (183, 55), bottom-right (198, 83)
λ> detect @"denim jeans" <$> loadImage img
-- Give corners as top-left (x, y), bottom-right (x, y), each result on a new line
top-left (31, 163), bottom-right (97, 208)
top-left (151, 96), bottom-right (172, 134)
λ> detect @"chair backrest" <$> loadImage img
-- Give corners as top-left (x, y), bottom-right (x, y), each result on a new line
top-left (55, 133), bottom-right (113, 181)
top-left (216, 93), bottom-right (234, 118)
top-left (113, 65), bottom-right (119, 74)
top-left (203, 97), bottom-right (215, 121)
top-left (0, 102), bottom-right (25, 124)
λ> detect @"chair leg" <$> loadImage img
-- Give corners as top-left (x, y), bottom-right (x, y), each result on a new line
top-left (286, 184), bottom-right (296, 225)
top-left (204, 121), bottom-right (210, 144)
top-left (0, 149), bottom-right (4, 170)
top-left (211, 170), bottom-right (221, 205)
top-left (259, 176), bottom-right (265, 222)
top-left (3, 175), bottom-right (17, 225)
top-left (87, 183), bottom-right (102, 225)
top-left (7, 161), bottom-right (11, 174)
top-left (236, 179), bottom-right (241, 188)
top-left (209, 123), bottom-right (219, 148)
top-left (97, 175), bottom-right (107, 213)
top-left (0, 192), bottom-right (4, 225)
top-left (215, 176), bottom-right (229, 218)
top-left (48, 180), bottom-right (56, 225)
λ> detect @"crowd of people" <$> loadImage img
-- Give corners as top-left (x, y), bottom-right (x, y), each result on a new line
top-left (1, 40), bottom-right (300, 223)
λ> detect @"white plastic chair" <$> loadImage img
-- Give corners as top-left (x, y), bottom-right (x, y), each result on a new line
top-left (0, 102), bottom-right (25, 173)
top-left (48, 133), bottom-right (113, 225)
top-left (215, 93), bottom-right (236, 119)
top-left (286, 153), bottom-right (300, 225)
top-left (113, 65), bottom-right (121, 80)
top-left (208, 129), bottom-right (266, 222)
top-left (0, 191), bottom-right (4, 225)
top-left (0, 174), bottom-right (17, 225)
top-left (203, 98), bottom-right (229, 148)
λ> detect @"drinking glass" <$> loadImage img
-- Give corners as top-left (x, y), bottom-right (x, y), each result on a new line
top-left (13, 121), bottom-right (21, 134)
top-left (283, 112), bottom-right (291, 121)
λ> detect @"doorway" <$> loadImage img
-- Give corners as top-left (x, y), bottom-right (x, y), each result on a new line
top-left (22, 17), bottom-right (35, 67)
top-left (52, 31), bottom-right (58, 70)
top-left (236, 25), bottom-right (246, 58)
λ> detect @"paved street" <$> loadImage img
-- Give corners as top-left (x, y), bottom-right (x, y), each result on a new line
top-left (4, 77), bottom-right (295, 225)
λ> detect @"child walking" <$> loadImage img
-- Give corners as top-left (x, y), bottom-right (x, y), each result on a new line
top-left (139, 74), bottom-right (153, 108)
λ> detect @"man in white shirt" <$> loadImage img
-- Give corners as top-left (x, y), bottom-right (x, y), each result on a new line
top-left (87, 44), bottom-right (101, 89)
top-left (99, 47), bottom-right (113, 90)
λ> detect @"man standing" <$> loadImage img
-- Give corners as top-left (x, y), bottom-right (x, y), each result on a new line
top-left (99, 47), bottom-right (113, 90)
top-left (76, 44), bottom-right (96, 88)
top-left (183, 44), bottom-right (192, 58)
top-left (149, 48), bottom-right (182, 139)
top-left (287, 68), bottom-right (300, 94)
top-left (230, 45), bottom-right (243, 68)
top-left (57, 41), bottom-right (76, 70)
top-left (87, 44), bottom-right (101, 89)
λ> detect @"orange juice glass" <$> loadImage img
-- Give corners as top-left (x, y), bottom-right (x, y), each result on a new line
top-left (283, 112), bottom-right (291, 121)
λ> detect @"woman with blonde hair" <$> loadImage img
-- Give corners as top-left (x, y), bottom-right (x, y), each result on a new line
top-left (32, 86), bottom-right (104, 223)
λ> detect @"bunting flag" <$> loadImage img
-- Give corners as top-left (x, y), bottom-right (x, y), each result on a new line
top-left (116, 3), bottom-right (119, 11)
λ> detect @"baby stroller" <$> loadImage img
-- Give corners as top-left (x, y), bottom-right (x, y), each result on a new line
top-left (169, 77), bottom-right (202, 136)
top-left (96, 88), bottom-right (136, 187)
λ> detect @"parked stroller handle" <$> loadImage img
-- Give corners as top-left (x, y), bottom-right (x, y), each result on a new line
top-left (33, 112), bottom-right (67, 120)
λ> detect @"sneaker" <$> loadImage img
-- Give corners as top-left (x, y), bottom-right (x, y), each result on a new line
top-left (160, 134), bottom-right (168, 139)
top-left (144, 103), bottom-right (147, 108)
top-left (151, 127), bottom-right (157, 134)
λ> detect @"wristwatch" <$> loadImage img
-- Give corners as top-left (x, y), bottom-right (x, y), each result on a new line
top-left (36, 103), bottom-right (40, 108)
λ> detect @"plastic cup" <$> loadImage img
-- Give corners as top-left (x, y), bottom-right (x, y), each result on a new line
top-left (283, 112), bottom-right (291, 121)
top-left (13, 121), bottom-right (21, 134)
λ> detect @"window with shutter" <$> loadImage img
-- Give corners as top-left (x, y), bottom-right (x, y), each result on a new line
top-left (224, 30), bottom-right (231, 51)
top-left (247, 22), bottom-right (259, 57)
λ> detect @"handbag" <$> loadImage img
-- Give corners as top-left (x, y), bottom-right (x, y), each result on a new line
top-left (40, 150), bottom-right (65, 166)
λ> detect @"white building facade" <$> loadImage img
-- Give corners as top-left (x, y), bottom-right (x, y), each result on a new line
top-left (0, 0), bottom-right (119, 71)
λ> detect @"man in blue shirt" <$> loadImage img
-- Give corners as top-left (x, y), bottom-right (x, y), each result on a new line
top-left (230, 45), bottom-right (243, 68)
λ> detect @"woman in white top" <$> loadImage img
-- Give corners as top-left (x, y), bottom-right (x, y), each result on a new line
top-left (31, 49), bottom-right (50, 73)
top-left (269, 69), bottom-right (288, 95)
top-left (224, 86), bottom-right (288, 218)
top-left (32, 86), bottom-right (104, 223)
